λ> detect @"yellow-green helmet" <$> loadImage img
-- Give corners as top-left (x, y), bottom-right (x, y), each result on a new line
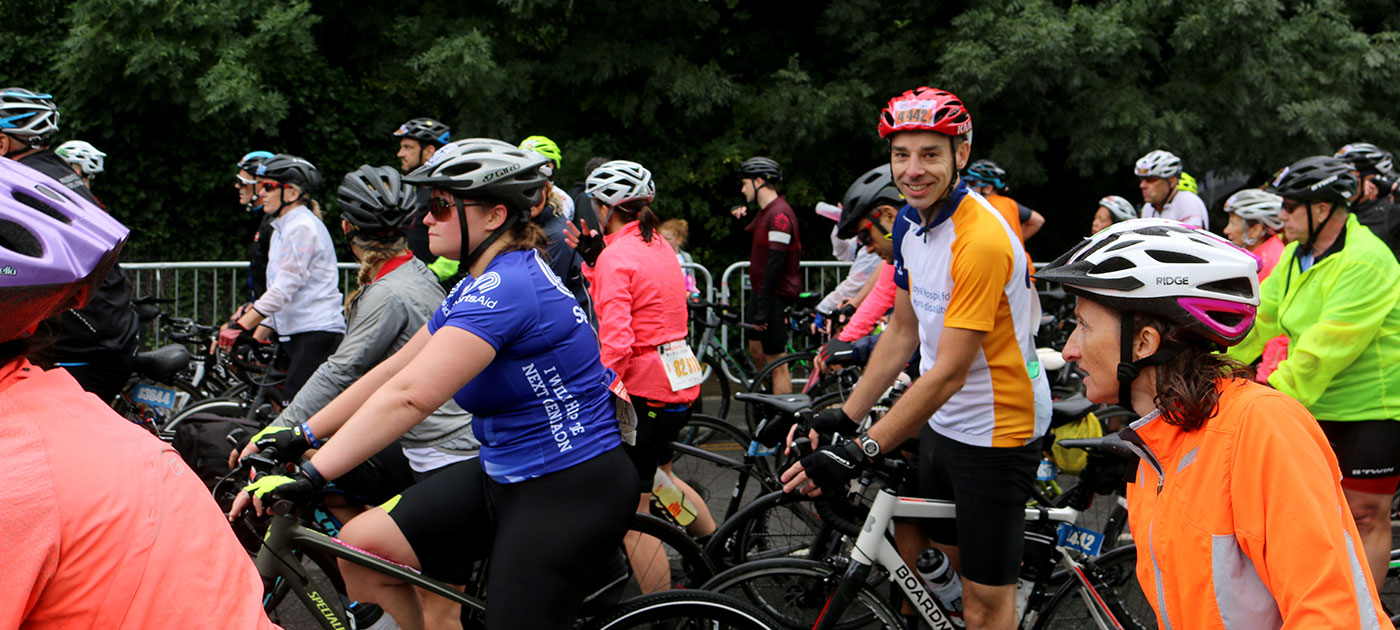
top-left (1177, 171), bottom-right (1198, 194)
top-left (519, 135), bottom-right (562, 170)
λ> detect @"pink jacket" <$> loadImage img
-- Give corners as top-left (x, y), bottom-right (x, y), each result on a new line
top-left (0, 359), bottom-right (277, 629)
top-left (839, 262), bottom-right (897, 342)
top-left (583, 221), bottom-right (701, 404)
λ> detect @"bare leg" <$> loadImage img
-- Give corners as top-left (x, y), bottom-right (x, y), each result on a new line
top-left (624, 497), bottom-right (671, 593)
top-left (418, 585), bottom-right (465, 630)
top-left (1343, 487), bottom-right (1392, 586)
top-left (767, 356), bottom-right (791, 395)
top-left (961, 578), bottom-right (1017, 630)
top-left (337, 508), bottom-right (426, 630)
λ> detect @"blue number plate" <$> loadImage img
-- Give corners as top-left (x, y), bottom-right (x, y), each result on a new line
top-left (133, 383), bottom-right (178, 410)
top-left (1056, 522), bottom-right (1105, 557)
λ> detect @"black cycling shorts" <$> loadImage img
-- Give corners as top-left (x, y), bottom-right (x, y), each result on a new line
top-left (622, 395), bottom-right (694, 492)
top-left (385, 448), bottom-right (636, 629)
top-left (328, 441), bottom-right (416, 506)
top-left (747, 296), bottom-right (791, 355)
top-left (1318, 419), bottom-right (1400, 481)
top-left (917, 425), bottom-right (1039, 586)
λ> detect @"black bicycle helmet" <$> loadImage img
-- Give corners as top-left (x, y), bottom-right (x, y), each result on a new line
top-left (1267, 156), bottom-right (1358, 205)
top-left (964, 159), bottom-right (1007, 190)
top-left (255, 154), bottom-right (324, 194)
top-left (338, 165), bottom-right (417, 237)
top-left (738, 156), bottom-right (783, 182)
top-left (836, 165), bottom-right (905, 239)
top-left (0, 87), bottom-right (59, 150)
top-left (393, 117), bottom-right (452, 147)
top-left (1335, 142), bottom-right (1395, 177)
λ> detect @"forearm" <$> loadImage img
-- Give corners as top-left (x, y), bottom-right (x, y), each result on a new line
top-left (303, 325), bottom-right (426, 439)
top-left (866, 361), bottom-right (965, 450)
top-left (759, 249), bottom-right (786, 299)
top-left (840, 318), bottom-right (918, 421)
top-left (306, 382), bottom-right (443, 480)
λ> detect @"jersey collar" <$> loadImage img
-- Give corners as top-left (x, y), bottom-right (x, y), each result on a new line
top-left (912, 178), bottom-right (970, 237)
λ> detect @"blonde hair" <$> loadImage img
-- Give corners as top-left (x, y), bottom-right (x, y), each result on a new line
top-left (658, 218), bottom-right (689, 248)
top-left (344, 234), bottom-right (408, 312)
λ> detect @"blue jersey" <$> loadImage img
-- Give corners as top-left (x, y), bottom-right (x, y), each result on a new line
top-left (428, 249), bottom-right (621, 482)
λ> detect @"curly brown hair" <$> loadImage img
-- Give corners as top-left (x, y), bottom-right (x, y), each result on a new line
top-left (1133, 312), bottom-right (1253, 432)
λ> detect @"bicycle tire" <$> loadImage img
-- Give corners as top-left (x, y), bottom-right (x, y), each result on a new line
top-left (1030, 544), bottom-right (1153, 630)
top-left (581, 589), bottom-right (781, 630)
top-left (627, 512), bottom-right (717, 590)
top-left (670, 415), bottom-right (768, 522)
top-left (693, 357), bottom-right (732, 421)
top-left (745, 352), bottom-right (817, 435)
top-left (157, 396), bottom-right (250, 440)
top-left (1384, 548), bottom-right (1400, 624)
top-left (700, 558), bottom-right (901, 630)
top-left (705, 490), bottom-right (831, 570)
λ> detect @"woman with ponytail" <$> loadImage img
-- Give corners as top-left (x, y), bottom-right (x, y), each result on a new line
top-left (569, 160), bottom-right (717, 592)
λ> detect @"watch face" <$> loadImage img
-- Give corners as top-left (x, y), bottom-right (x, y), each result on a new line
top-left (861, 437), bottom-right (880, 457)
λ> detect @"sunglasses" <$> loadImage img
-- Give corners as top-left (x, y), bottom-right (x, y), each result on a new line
top-left (855, 217), bottom-right (891, 246)
top-left (428, 196), bottom-right (488, 222)
top-left (257, 181), bottom-right (291, 193)
top-left (1279, 198), bottom-right (1305, 214)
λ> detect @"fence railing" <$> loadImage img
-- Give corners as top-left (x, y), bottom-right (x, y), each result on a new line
top-left (715, 260), bottom-right (854, 384)
top-left (124, 260), bottom-right (721, 347)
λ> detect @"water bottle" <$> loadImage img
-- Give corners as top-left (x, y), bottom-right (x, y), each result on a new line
top-left (651, 469), bottom-right (698, 526)
top-left (916, 548), bottom-right (964, 624)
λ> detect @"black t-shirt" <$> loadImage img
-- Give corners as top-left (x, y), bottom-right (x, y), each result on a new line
top-left (1352, 198), bottom-right (1400, 260)
top-left (18, 150), bottom-right (139, 361)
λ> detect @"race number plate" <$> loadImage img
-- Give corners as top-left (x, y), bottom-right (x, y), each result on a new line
top-left (133, 383), bottom-right (178, 410)
top-left (1056, 522), bottom-right (1105, 558)
top-left (658, 341), bottom-right (704, 391)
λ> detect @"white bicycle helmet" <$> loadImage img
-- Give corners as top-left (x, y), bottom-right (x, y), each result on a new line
top-left (55, 140), bottom-right (106, 176)
top-left (1098, 195), bottom-right (1138, 223)
top-left (1133, 150), bottom-right (1182, 179)
top-left (1035, 218), bottom-right (1259, 346)
top-left (585, 160), bottom-right (655, 207)
top-left (1223, 189), bottom-right (1284, 232)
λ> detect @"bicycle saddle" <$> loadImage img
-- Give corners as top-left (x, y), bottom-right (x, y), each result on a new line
top-left (1050, 393), bottom-right (1098, 427)
top-left (1057, 433), bottom-right (1137, 459)
top-left (734, 392), bottom-right (812, 417)
top-left (133, 344), bottom-right (192, 382)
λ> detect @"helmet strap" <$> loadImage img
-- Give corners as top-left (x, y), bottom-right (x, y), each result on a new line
top-left (1115, 311), bottom-right (1184, 412)
top-left (458, 197), bottom-right (518, 272)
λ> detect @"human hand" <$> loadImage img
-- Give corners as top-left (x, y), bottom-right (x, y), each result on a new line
top-left (730, 205), bottom-right (747, 219)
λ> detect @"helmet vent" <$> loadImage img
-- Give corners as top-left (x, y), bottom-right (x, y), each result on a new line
top-left (0, 219), bottom-right (43, 257)
top-left (1146, 249), bottom-right (1205, 264)
top-left (13, 188), bottom-right (72, 225)
top-left (1199, 277), bottom-right (1255, 298)
top-left (1090, 256), bottom-right (1134, 274)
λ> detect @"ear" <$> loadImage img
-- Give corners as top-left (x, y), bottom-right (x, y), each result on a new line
top-left (878, 204), bottom-right (899, 224)
top-left (342, 219), bottom-right (353, 235)
top-left (954, 140), bottom-right (972, 170)
top-left (1133, 324), bottom-right (1162, 361)
top-left (485, 204), bottom-right (510, 231)
top-left (422, 145), bottom-right (436, 161)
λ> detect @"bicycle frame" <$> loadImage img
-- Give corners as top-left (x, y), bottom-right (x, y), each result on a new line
top-left (255, 507), bottom-right (484, 629)
top-left (818, 489), bottom-right (1122, 630)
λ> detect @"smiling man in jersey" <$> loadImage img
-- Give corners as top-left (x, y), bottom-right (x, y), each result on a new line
top-left (783, 87), bottom-right (1050, 630)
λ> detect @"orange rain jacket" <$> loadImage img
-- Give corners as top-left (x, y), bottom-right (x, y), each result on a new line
top-left (1121, 378), bottom-right (1390, 630)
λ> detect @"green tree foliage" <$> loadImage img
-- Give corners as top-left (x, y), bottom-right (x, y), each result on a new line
top-left (3, 0), bottom-right (1397, 264)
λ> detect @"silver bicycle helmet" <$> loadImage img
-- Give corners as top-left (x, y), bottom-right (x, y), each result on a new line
top-left (1134, 150), bottom-right (1182, 179)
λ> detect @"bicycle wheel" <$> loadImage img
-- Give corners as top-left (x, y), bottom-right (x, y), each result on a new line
top-left (693, 357), bottom-right (732, 421)
top-left (705, 490), bottom-right (832, 570)
top-left (701, 558), bottom-right (900, 630)
top-left (627, 512), bottom-right (716, 591)
top-left (157, 396), bottom-right (249, 440)
top-left (1030, 544), bottom-right (1154, 630)
top-left (670, 415), bottom-right (767, 522)
top-left (582, 590), bottom-right (780, 630)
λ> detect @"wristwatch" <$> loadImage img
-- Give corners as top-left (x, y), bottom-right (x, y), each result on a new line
top-left (856, 432), bottom-right (881, 460)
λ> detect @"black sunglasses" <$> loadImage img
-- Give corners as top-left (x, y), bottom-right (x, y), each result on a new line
top-left (428, 196), bottom-right (488, 221)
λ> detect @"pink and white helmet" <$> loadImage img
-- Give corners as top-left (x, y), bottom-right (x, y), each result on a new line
top-left (1034, 218), bottom-right (1260, 345)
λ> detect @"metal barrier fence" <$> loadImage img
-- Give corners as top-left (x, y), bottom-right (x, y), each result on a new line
top-left (123, 260), bottom-right (718, 346)
top-left (714, 260), bottom-right (854, 384)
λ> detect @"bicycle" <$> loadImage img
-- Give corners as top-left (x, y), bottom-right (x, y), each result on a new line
top-left (227, 446), bottom-right (734, 629)
top-left (701, 434), bottom-right (1153, 630)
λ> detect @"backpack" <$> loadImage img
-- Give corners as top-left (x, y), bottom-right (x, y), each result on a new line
top-left (171, 412), bottom-right (261, 489)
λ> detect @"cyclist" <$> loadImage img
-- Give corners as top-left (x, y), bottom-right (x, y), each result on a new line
top-left (783, 87), bottom-right (1049, 630)
top-left (237, 150), bottom-right (278, 301)
top-left (570, 159), bottom-right (716, 592)
top-left (1225, 155), bottom-right (1400, 589)
top-left (732, 156), bottom-right (802, 394)
top-left (0, 158), bottom-right (274, 628)
top-left (1135, 149), bottom-right (1209, 229)
top-left (241, 140), bottom-right (635, 630)
top-left (393, 117), bottom-right (460, 283)
top-left (1039, 218), bottom-right (1390, 629)
top-left (1336, 141), bottom-right (1400, 257)
top-left (0, 87), bottom-right (139, 404)
top-left (657, 218), bottom-right (700, 296)
top-left (54, 139), bottom-right (105, 188)
top-left (1222, 188), bottom-right (1286, 280)
top-left (1089, 194), bottom-right (1137, 234)
top-left (520, 134), bottom-right (577, 221)
top-left (963, 159), bottom-right (1045, 240)
top-left (218, 154), bottom-right (346, 401)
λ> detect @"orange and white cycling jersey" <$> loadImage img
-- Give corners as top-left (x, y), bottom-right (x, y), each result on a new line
top-left (892, 184), bottom-right (1049, 447)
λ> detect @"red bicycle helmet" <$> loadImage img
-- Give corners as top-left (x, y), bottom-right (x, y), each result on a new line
top-left (877, 87), bottom-right (972, 139)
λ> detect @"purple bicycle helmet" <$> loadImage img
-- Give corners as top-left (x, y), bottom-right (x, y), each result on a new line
top-left (0, 158), bottom-right (128, 343)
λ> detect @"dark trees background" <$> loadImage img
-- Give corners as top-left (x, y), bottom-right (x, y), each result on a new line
top-left (4, 0), bottom-right (1398, 267)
